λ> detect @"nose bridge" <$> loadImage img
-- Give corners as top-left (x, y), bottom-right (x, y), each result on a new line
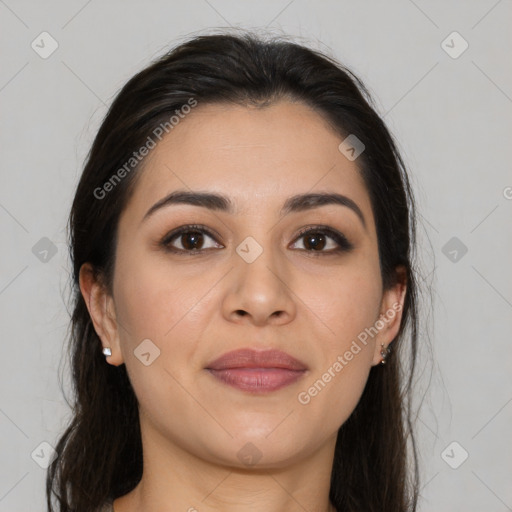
top-left (223, 230), bottom-right (296, 325)
top-left (236, 234), bottom-right (281, 291)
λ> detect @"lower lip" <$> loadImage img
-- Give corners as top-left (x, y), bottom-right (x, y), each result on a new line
top-left (207, 368), bottom-right (306, 393)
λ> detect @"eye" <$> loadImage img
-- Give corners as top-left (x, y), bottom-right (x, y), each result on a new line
top-left (290, 226), bottom-right (354, 255)
top-left (160, 224), bottom-right (223, 254)
top-left (160, 224), bottom-right (353, 256)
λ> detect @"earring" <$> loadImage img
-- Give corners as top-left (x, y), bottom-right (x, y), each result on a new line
top-left (380, 343), bottom-right (390, 365)
top-left (102, 347), bottom-right (112, 357)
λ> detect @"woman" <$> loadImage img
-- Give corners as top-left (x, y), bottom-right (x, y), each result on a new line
top-left (47, 31), bottom-right (421, 512)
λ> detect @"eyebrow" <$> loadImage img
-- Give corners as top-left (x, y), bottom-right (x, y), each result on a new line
top-left (141, 189), bottom-right (366, 229)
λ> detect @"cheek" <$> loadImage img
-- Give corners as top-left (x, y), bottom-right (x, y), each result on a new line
top-left (291, 259), bottom-right (382, 426)
top-left (113, 247), bottom-right (198, 341)
top-left (297, 353), bottom-right (372, 441)
top-left (302, 257), bottom-right (383, 350)
top-left (113, 249), bottom-right (221, 383)
top-left (112, 253), bottom-right (209, 413)
top-left (295, 282), bottom-right (380, 435)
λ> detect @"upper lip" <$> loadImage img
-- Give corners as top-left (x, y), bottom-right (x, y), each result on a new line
top-left (205, 348), bottom-right (308, 371)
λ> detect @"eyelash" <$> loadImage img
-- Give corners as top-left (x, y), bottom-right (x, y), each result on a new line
top-left (160, 223), bottom-right (354, 257)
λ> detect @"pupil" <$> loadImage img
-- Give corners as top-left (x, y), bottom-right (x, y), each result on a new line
top-left (305, 233), bottom-right (325, 250)
top-left (183, 231), bottom-right (203, 250)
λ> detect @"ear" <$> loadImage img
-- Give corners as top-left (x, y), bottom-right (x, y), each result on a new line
top-left (371, 265), bottom-right (407, 366)
top-left (79, 263), bottom-right (123, 366)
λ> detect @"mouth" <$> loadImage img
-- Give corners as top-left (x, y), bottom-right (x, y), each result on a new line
top-left (205, 348), bottom-right (308, 393)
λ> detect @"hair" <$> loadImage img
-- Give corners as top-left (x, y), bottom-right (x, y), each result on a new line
top-left (47, 29), bottom-right (422, 512)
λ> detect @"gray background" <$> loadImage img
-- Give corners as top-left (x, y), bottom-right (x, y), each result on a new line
top-left (1, 1), bottom-right (511, 510)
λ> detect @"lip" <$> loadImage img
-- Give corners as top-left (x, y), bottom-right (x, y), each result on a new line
top-left (205, 348), bottom-right (308, 393)
top-left (206, 348), bottom-right (308, 371)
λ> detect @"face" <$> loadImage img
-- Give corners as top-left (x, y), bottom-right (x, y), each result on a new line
top-left (81, 100), bottom-right (405, 469)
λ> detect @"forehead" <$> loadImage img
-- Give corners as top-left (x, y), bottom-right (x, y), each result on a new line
top-left (120, 100), bottom-right (373, 225)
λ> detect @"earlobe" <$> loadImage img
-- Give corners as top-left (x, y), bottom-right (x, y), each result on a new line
top-left (78, 263), bottom-right (123, 366)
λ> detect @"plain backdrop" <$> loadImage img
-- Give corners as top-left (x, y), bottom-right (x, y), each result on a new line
top-left (1, 1), bottom-right (511, 511)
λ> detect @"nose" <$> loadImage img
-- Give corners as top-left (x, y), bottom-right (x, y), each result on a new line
top-left (221, 243), bottom-right (297, 327)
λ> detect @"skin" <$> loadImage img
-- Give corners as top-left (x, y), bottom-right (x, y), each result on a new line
top-left (80, 99), bottom-right (406, 512)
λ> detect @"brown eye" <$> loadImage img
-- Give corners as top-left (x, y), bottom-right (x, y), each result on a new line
top-left (161, 225), bottom-right (223, 254)
top-left (302, 232), bottom-right (327, 251)
top-left (179, 231), bottom-right (205, 250)
top-left (291, 226), bottom-right (354, 254)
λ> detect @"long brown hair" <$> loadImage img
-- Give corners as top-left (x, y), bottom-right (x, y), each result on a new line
top-left (48, 30), bottom-right (421, 511)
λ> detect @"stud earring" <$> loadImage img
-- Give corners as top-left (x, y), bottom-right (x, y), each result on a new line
top-left (102, 347), bottom-right (112, 357)
top-left (380, 343), bottom-right (390, 365)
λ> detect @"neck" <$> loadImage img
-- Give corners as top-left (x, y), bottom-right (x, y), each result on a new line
top-left (113, 420), bottom-right (338, 512)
